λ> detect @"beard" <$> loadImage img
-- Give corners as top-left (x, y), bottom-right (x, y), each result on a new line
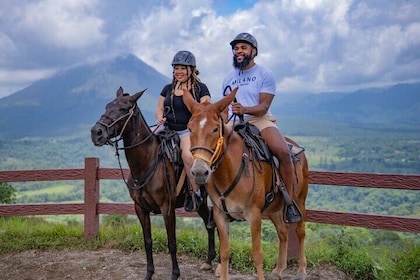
top-left (233, 54), bottom-right (252, 70)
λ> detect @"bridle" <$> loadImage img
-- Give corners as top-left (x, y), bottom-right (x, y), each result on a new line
top-left (189, 114), bottom-right (255, 221)
top-left (95, 103), bottom-right (161, 191)
top-left (190, 118), bottom-right (229, 170)
top-left (97, 103), bottom-right (157, 150)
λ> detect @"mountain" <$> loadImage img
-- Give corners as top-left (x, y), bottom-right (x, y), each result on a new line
top-left (0, 54), bottom-right (170, 139)
top-left (274, 83), bottom-right (420, 128)
top-left (0, 54), bottom-right (418, 140)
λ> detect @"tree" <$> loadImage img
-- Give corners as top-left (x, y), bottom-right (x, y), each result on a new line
top-left (0, 182), bottom-right (17, 204)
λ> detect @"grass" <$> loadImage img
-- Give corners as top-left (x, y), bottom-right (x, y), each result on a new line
top-left (16, 184), bottom-right (76, 198)
top-left (0, 216), bottom-right (419, 280)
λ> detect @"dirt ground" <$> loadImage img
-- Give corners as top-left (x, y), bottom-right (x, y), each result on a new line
top-left (0, 249), bottom-right (349, 280)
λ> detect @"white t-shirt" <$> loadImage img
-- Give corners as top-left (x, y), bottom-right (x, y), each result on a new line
top-left (222, 64), bottom-right (276, 120)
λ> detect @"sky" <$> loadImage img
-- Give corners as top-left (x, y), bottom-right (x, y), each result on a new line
top-left (0, 0), bottom-right (419, 99)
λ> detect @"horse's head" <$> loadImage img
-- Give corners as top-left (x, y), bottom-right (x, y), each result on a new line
top-left (183, 87), bottom-right (238, 184)
top-left (91, 87), bottom-right (146, 146)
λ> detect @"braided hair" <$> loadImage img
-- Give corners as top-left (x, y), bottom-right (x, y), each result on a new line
top-left (171, 66), bottom-right (201, 102)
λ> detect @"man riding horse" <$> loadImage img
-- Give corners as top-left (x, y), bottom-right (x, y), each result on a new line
top-left (221, 32), bottom-right (302, 223)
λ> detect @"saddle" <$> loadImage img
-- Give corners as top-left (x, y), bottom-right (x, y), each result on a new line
top-left (233, 122), bottom-right (305, 165)
top-left (156, 127), bottom-right (182, 171)
top-left (234, 122), bottom-right (272, 162)
top-left (233, 122), bottom-right (305, 211)
top-left (156, 127), bottom-right (190, 198)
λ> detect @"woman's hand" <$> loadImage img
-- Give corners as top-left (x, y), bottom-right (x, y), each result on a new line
top-left (156, 116), bottom-right (167, 125)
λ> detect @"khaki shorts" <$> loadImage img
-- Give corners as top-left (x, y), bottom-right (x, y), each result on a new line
top-left (228, 114), bottom-right (278, 131)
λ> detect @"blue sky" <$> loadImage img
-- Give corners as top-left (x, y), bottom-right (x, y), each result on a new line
top-left (0, 0), bottom-right (419, 98)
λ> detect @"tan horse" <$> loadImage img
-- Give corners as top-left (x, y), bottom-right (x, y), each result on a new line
top-left (183, 88), bottom-right (309, 280)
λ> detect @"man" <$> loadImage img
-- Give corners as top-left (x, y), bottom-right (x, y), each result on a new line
top-left (222, 32), bottom-right (302, 223)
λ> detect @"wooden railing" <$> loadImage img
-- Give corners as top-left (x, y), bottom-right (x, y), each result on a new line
top-left (1, 157), bottom-right (419, 256)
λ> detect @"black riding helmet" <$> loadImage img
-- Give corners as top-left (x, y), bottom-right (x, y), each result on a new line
top-left (171, 50), bottom-right (196, 67)
top-left (230, 32), bottom-right (258, 56)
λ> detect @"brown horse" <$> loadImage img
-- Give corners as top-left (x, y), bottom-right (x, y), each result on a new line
top-left (183, 88), bottom-right (309, 280)
top-left (90, 87), bottom-right (216, 280)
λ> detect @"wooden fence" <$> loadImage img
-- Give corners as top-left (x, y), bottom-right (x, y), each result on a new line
top-left (1, 157), bottom-right (419, 256)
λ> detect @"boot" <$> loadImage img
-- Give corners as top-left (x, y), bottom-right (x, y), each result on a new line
top-left (278, 181), bottom-right (303, 223)
top-left (284, 201), bottom-right (302, 223)
top-left (184, 192), bottom-right (203, 212)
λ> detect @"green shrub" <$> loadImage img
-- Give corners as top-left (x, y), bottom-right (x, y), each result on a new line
top-left (0, 182), bottom-right (16, 204)
top-left (386, 246), bottom-right (420, 280)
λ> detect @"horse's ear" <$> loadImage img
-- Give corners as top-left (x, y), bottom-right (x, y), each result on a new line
top-left (117, 87), bottom-right (124, 97)
top-left (131, 88), bottom-right (147, 102)
top-left (217, 87), bottom-right (238, 113)
top-left (182, 89), bottom-right (195, 112)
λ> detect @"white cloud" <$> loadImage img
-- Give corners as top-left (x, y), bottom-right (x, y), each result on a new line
top-left (0, 68), bottom-right (56, 98)
top-left (0, 0), bottom-right (419, 98)
top-left (16, 0), bottom-right (106, 49)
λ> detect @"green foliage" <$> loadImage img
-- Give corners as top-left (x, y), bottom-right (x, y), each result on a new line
top-left (0, 217), bottom-right (86, 252)
top-left (305, 224), bottom-right (420, 280)
top-left (0, 182), bottom-right (17, 204)
top-left (387, 246), bottom-right (420, 280)
top-left (1, 217), bottom-right (419, 279)
top-left (332, 229), bottom-right (375, 279)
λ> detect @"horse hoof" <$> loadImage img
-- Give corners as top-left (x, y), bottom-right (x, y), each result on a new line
top-left (200, 262), bottom-right (212, 271)
top-left (266, 273), bottom-right (280, 280)
top-left (295, 273), bottom-right (307, 280)
top-left (215, 263), bottom-right (221, 277)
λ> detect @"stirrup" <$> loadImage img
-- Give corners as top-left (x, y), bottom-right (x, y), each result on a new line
top-left (283, 200), bottom-right (303, 223)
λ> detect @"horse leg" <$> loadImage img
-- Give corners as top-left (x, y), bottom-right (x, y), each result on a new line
top-left (197, 198), bottom-right (216, 270)
top-left (135, 204), bottom-right (155, 280)
top-left (295, 158), bottom-right (309, 279)
top-left (296, 219), bottom-right (307, 279)
top-left (248, 211), bottom-right (265, 280)
top-left (269, 212), bottom-right (288, 279)
top-left (162, 207), bottom-right (181, 280)
top-left (215, 211), bottom-right (230, 280)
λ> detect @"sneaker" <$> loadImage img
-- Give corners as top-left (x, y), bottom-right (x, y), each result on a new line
top-left (184, 193), bottom-right (203, 212)
top-left (184, 195), bottom-right (195, 212)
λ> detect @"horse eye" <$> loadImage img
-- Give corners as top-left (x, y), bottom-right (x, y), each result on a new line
top-left (120, 107), bottom-right (128, 113)
top-left (213, 127), bottom-right (218, 133)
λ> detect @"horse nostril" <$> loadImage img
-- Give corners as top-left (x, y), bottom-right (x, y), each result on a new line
top-left (91, 126), bottom-right (103, 137)
top-left (204, 170), bottom-right (209, 177)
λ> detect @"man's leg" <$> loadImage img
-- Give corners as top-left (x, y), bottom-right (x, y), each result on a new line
top-left (261, 127), bottom-right (302, 223)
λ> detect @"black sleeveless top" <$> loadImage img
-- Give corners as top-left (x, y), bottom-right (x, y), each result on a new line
top-left (159, 82), bottom-right (210, 131)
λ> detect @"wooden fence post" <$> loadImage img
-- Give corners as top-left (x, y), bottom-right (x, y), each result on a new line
top-left (84, 157), bottom-right (100, 239)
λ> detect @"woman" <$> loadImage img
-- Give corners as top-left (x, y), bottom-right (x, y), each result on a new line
top-left (155, 50), bottom-right (211, 211)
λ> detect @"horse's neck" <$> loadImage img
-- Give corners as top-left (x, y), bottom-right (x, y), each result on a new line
top-left (122, 116), bottom-right (150, 141)
top-left (123, 118), bottom-right (158, 170)
top-left (214, 129), bottom-right (243, 177)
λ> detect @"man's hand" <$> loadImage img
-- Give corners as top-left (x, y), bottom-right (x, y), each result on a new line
top-left (231, 102), bottom-right (245, 115)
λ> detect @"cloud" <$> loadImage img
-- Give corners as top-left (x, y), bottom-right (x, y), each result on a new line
top-left (18, 0), bottom-right (105, 49)
top-left (0, 0), bottom-right (419, 98)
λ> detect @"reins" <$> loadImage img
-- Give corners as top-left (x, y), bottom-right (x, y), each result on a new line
top-left (97, 103), bottom-right (165, 191)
